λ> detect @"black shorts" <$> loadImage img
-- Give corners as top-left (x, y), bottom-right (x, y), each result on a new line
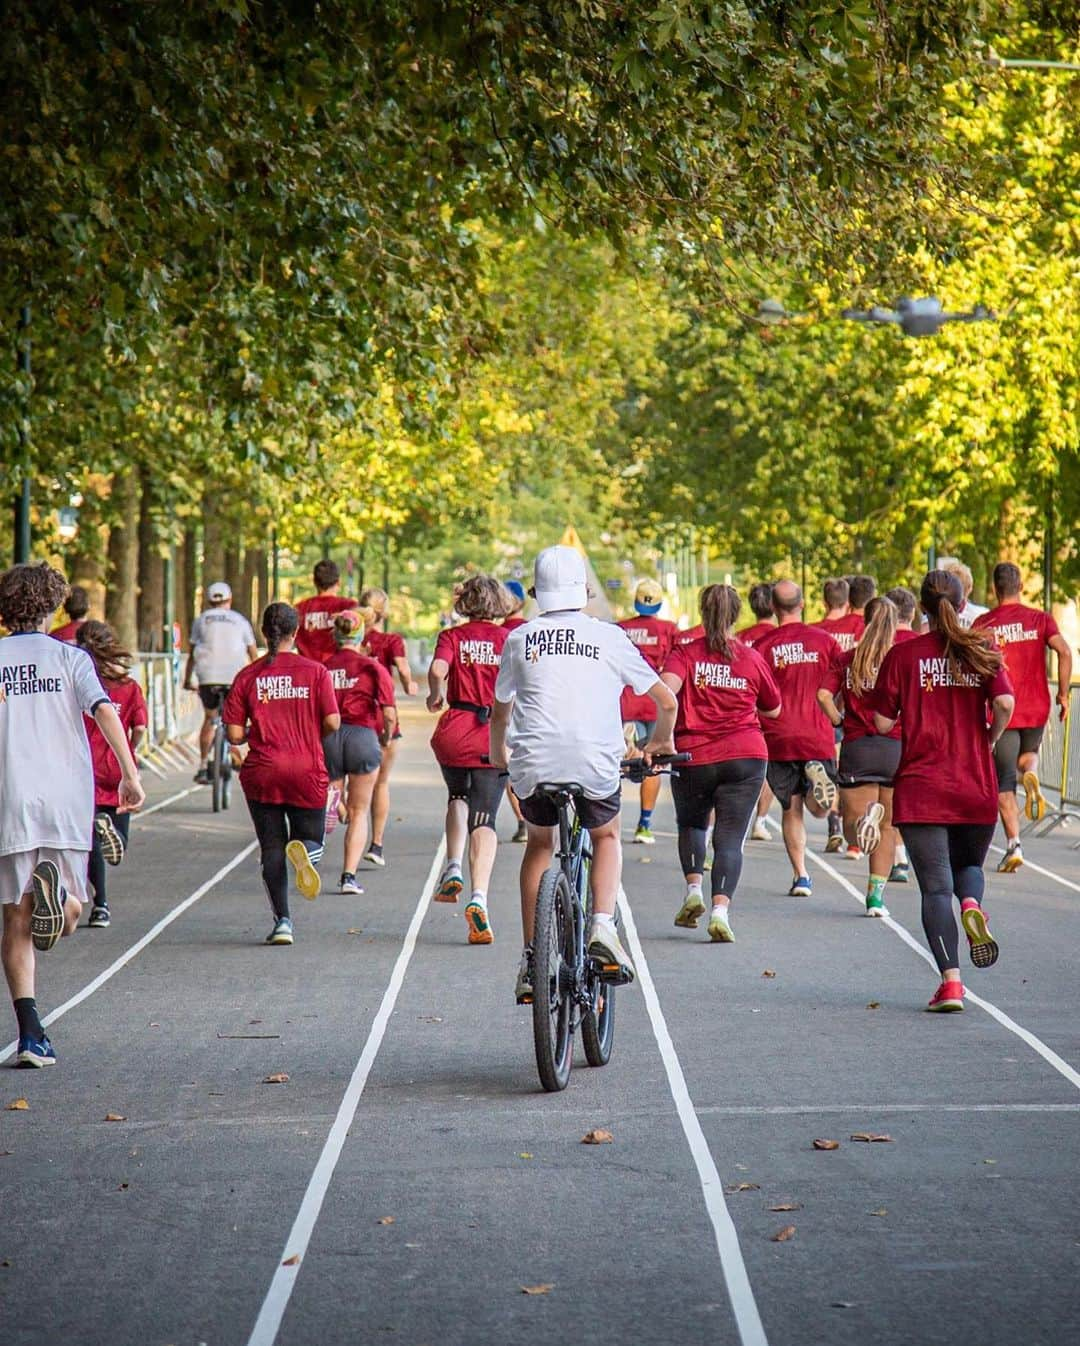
top-left (837, 735), bottom-right (901, 788)
top-left (993, 727), bottom-right (1045, 793)
top-left (766, 758), bottom-right (838, 811)
top-left (440, 765), bottom-right (505, 831)
top-left (198, 684), bottom-right (230, 711)
top-left (324, 724), bottom-right (382, 779)
top-left (520, 789), bottom-right (621, 830)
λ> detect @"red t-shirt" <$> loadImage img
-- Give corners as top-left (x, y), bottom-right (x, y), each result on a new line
top-left (223, 652), bottom-right (338, 808)
top-left (363, 627), bottom-right (407, 673)
top-left (85, 677), bottom-right (148, 806)
top-left (972, 603), bottom-right (1060, 729)
top-left (618, 615), bottom-right (677, 722)
top-left (675, 624), bottom-right (705, 647)
top-left (753, 622), bottom-right (841, 761)
top-left (821, 648), bottom-right (901, 742)
top-left (893, 627), bottom-right (920, 644)
top-left (664, 637), bottom-right (780, 764)
top-left (738, 620), bottom-right (775, 647)
top-left (52, 618), bottom-right (88, 644)
top-left (869, 631), bottom-right (1013, 825)
top-left (325, 648), bottom-right (396, 730)
top-left (430, 620), bottom-right (508, 767)
top-left (502, 615), bottom-right (527, 631)
top-left (813, 613), bottom-right (864, 653)
top-left (294, 595), bottom-right (355, 664)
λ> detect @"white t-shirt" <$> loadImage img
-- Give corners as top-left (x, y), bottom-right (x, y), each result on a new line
top-left (494, 610), bottom-right (658, 800)
top-left (0, 632), bottom-right (109, 856)
top-left (190, 607), bottom-right (256, 685)
top-left (958, 601), bottom-right (989, 629)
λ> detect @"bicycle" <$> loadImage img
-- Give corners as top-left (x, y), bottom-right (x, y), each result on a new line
top-left (529, 753), bottom-right (689, 1092)
top-left (207, 700), bottom-right (233, 814)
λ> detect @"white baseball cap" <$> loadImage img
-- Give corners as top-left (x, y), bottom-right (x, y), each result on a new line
top-left (207, 581), bottom-right (231, 602)
top-left (533, 545), bottom-right (587, 613)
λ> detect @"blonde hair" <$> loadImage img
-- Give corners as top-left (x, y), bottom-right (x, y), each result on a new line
top-left (359, 587), bottom-right (388, 623)
top-left (699, 584), bottom-right (741, 658)
top-left (333, 606), bottom-right (377, 645)
top-left (453, 575), bottom-right (512, 622)
top-left (938, 557), bottom-right (974, 598)
top-left (849, 597), bottom-right (898, 696)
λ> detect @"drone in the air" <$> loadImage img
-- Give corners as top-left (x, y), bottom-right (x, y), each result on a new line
top-left (841, 297), bottom-right (996, 338)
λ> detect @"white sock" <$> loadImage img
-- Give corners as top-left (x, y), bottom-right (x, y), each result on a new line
top-left (445, 859), bottom-right (462, 875)
top-left (687, 881), bottom-right (703, 898)
top-left (711, 903), bottom-right (730, 918)
top-left (895, 844), bottom-right (908, 863)
top-left (469, 890), bottom-right (486, 907)
top-left (592, 912), bottom-right (617, 931)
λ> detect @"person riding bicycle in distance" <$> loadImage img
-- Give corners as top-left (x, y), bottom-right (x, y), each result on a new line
top-left (489, 545), bottom-right (677, 1002)
top-left (184, 581), bottom-right (258, 784)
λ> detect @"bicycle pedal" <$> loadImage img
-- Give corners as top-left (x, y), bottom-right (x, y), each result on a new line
top-left (597, 963), bottom-right (632, 985)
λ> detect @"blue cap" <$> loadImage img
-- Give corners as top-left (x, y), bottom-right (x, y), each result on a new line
top-left (506, 580), bottom-right (526, 602)
top-left (634, 599), bottom-right (663, 616)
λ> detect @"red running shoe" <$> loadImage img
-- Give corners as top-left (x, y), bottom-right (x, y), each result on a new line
top-left (960, 898), bottom-right (999, 969)
top-left (927, 980), bottom-right (965, 1013)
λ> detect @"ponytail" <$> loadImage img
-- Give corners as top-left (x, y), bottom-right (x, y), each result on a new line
top-left (76, 619), bottom-right (133, 683)
top-left (700, 583), bottom-right (741, 658)
top-left (261, 602), bottom-right (299, 665)
top-left (849, 596), bottom-right (897, 696)
top-left (920, 570), bottom-right (1002, 682)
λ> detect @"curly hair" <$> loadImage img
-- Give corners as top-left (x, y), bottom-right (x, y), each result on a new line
top-left (76, 620), bottom-right (133, 683)
top-left (0, 563), bottom-right (69, 632)
top-left (453, 575), bottom-right (511, 622)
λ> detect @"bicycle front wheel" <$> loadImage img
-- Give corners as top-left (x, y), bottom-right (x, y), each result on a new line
top-left (210, 729), bottom-right (224, 813)
top-left (532, 866), bottom-right (575, 1092)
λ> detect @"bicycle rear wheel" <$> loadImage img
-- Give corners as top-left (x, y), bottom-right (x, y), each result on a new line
top-left (581, 977), bottom-right (615, 1067)
top-left (532, 866), bottom-right (575, 1092)
top-left (210, 726), bottom-right (224, 813)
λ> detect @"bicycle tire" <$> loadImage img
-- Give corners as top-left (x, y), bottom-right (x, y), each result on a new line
top-left (210, 725), bottom-right (224, 813)
top-left (221, 757), bottom-right (232, 810)
top-left (581, 977), bottom-right (616, 1067)
top-left (532, 866), bottom-right (575, 1092)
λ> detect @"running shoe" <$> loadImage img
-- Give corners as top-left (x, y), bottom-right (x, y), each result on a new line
top-left (750, 818), bottom-right (770, 842)
top-left (996, 841), bottom-right (1023, 874)
top-left (824, 834), bottom-right (844, 854)
top-left (788, 875), bottom-right (813, 897)
top-left (674, 891), bottom-right (706, 929)
top-left (30, 860), bottom-right (66, 952)
top-left (94, 813), bottom-right (126, 866)
top-left (339, 872), bottom-right (364, 895)
top-left (633, 826), bottom-right (656, 845)
top-left (434, 868), bottom-right (463, 903)
top-left (512, 820), bottom-right (528, 843)
top-left (465, 901), bottom-right (494, 945)
top-left (587, 922), bottom-right (636, 984)
top-left (514, 949), bottom-right (534, 1005)
top-left (193, 766), bottom-right (210, 785)
top-left (1022, 770), bottom-right (1047, 823)
top-left (888, 862), bottom-right (909, 883)
top-left (864, 892), bottom-right (889, 918)
top-left (266, 917), bottom-right (294, 946)
top-left (707, 909), bottom-right (735, 943)
top-left (960, 898), bottom-right (999, 969)
top-left (16, 1034), bottom-right (56, 1068)
top-left (364, 843), bottom-right (386, 867)
top-left (324, 786), bottom-right (342, 837)
top-left (88, 904), bottom-right (111, 928)
top-left (855, 801), bottom-right (885, 856)
top-left (285, 840), bottom-right (321, 901)
top-left (806, 761), bottom-right (839, 812)
top-left (926, 980), bottom-right (965, 1012)
top-left (845, 844), bottom-right (863, 861)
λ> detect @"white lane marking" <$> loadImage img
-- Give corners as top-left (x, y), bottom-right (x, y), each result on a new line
top-left (695, 1102), bottom-right (1080, 1116)
top-left (619, 890), bottom-right (768, 1346)
top-left (140, 785), bottom-right (202, 817)
top-left (770, 822), bottom-right (1080, 1093)
top-left (0, 842), bottom-right (257, 1064)
top-left (246, 839), bottom-right (446, 1346)
top-left (988, 843), bottom-right (1080, 895)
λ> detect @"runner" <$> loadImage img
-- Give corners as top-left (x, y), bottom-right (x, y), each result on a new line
top-left (738, 582), bottom-right (776, 646)
top-left (661, 584), bottom-right (780, 941)
top-left (0, 563), bottom-right (145, 1067)
top-left (501, 581), bottom-right (530, 840)
top-left (223, 603), bottom-right (340, 946)
top-left (973, 563), bottom-right (1073, 873)
top-left (50, 585), bottom-right (90, 643)
top-left (870, 570), bottom-right (1013, 1011)
top-left (489, 545), bottom-right (677, 1002)
top-left (753, 580), bottom-right (841, 897)
top-left (884, 585), bottom-right (919, 881)
top-left (184, 581), bottom-right (258, 784)
top-left (359, 586), bottom-right (418, 867)
top-left (847, 575), bottom-right (877, 621)
top-left (76, 621), bottom-right (149, 929)
top-left (937, 558), bottom-right (988, 628)
top-left (618, 577), bottom-right (678, 844)
top-left (294, 559), bottom-right (355, 664)
top-left (324, 609), bottom-right (397, 896)
top-left (813, 577), bottom-right (864, 853)
top-left (427, 576), bottom-right (510, 944)
top-left (818, 596), bottom-right (901, 917)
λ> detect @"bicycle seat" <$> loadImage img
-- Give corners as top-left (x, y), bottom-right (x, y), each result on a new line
top-left (535, 782), bottom-right (587, 798)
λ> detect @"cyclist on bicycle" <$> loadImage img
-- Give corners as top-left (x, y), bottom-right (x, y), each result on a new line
top-left (490, 545), bottom-right (677, 1002)
top-left (184, 581), bottom-right (258, 784)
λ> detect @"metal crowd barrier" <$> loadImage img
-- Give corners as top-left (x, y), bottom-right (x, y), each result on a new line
top-left (133, 652), bottom-right (201, 780)
top-left (1026, 680), bottom-right (1080, 840)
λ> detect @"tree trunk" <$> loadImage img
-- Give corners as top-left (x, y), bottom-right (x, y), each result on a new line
top-left (255, 546), bottom-right (269, 623)
top-left (240, 547), bottom-right (259, 626)
top-left (201, 496), bottom-right (226, 600)
top-left (136, 467), bottom-right (165, 650)
top-left (178, 524), bottom-right (198, 646)
top-left (105, 470), bottom-right (139, 651)
top-left (225, 544), bottom-right (244, 606)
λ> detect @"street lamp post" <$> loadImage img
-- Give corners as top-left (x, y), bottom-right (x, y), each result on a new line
top-left (13, 304), bottom-right (31, 563)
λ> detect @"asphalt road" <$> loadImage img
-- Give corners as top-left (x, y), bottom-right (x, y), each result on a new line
top-left (4, 706), bottom-right (1080, 1346)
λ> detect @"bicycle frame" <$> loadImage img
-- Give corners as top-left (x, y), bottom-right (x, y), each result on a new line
top-left (550, 791), bottom-right (602, 1018)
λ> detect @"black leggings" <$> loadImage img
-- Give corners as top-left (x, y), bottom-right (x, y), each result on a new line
top-left (670, 758), bottom-right (767, 902)
top-left (246, 799), bottom-right (326, 920)
top-left (87, 806), bottom-right (131, 907)
top-left (901, 823), bottom-right (995, 972)
top-left (439, 766), bottom-right (504, 832)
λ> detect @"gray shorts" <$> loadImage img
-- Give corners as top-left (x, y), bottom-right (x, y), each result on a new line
top-left (993, 727), bottom-right (1044, 794)
top-left (323, 724), bottom-right (382, 780)
top-left (837, 735), bottom-right (901, 788)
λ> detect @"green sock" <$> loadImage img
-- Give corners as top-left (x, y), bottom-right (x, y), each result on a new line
top-left (867, 875), bottom-right (887, 902)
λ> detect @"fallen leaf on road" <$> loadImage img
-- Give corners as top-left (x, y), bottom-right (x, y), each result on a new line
top-left (869, 1208), bottom-right (887, 1216)
top-left (118, 1183), bottom-right (130, 1191)
top-left (639, 857), bottom-right (652, 864)
top-left (104, 1113), bottom-right (126, 1123)
top-left (418, 1015), bottom-right (443, 1023)
top-left (518, 1152), bottom-right (533, 1159)
top-left (771, 1225), bottom-right (797, 1242)
top-left (850, 1133), bottom-right (892, 1143)
top-left (813, 1138), bottom-right (840, 1150)
top-left (347, 928), bottom-right (363, 935)
top-left (0, 1259), bottom-right (10, 1268)
top-left (725, 1182), bottom-right (760, 1193)
top-left (581, 1129), bottom-right (613, 1144)
top-left (263, 1073), bottom-right (290, 1085)
top-left (521, 1284), bottom-right (554, 1295)
top-left (282, 1254), bottom-right (300, 1266)
top-left (149, 1022), bottom-right (160, 1028)
top-left (5, 1099), bottom-right (28, 1111)
top-left (983, 1159), bottom-right (997, 1165)
top-left (768, 1203), bottom-right (801, 1212)
top-left (378, 1217), bottom-right (395, 1225)
top-left (866, 1001), bottom-right (881, 1009)
top-left (761, 969), bottom-right (777, 978)
top-left (831, 1301), bottom-right (856, 1309)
